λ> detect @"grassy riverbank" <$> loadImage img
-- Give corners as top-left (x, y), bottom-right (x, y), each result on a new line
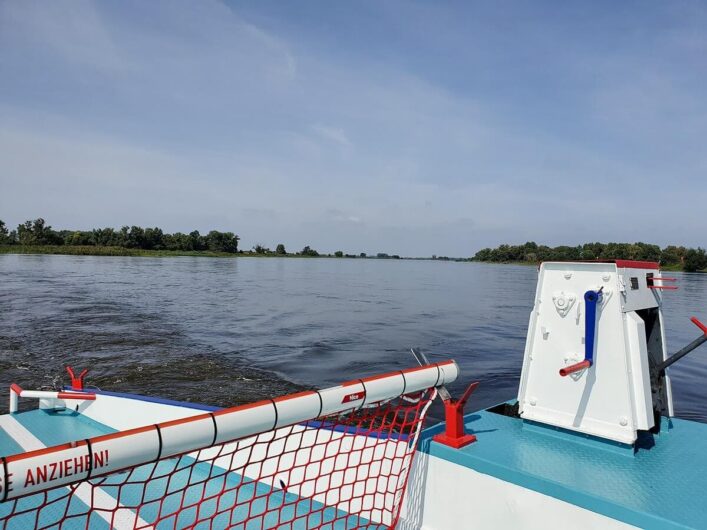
top-left (0, 245), bottom-right (374, 259)
top-left (0, 245), bottom-right (242, 258)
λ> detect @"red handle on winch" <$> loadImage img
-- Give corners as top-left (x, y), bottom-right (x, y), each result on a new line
top-left (559, 359), bottom-right (592, 377)
top-left (692, 317), bottom-right (707, 336)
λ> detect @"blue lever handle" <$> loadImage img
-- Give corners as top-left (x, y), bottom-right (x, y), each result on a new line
top-left (560, 288), bottom-right (602, 377)
top-left (584, 289), bottom-right (603, 365)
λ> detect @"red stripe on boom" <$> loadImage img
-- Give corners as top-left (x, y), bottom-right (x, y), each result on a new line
top-left (57, 392), bottom-right (96, 400)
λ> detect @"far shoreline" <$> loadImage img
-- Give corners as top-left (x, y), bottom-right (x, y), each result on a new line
top-left (0, 245), bottom-right (471, 262)
top-left (2, 246), bottom-right (703, 272)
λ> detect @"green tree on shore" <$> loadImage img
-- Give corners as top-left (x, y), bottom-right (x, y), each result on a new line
top-left (684, 248), bottom-right (707, 273)
top-left (17, 218), bottom-right (62, 245)
top-left (0, 220), bottom-right (17, 244)
top-left (300, 246), bottom-right (319, 257)
top-left (275, 243), bottom-right (286, 255)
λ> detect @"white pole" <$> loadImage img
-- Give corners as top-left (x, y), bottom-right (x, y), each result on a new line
top-left (9, 388), bottom-right (18, 414)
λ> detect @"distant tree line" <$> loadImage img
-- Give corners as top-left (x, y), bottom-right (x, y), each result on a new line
top-left (0, 218), bottom-right (239, 253)
top-left (0, 219), bottom-right (375, 258)
top-left (472, 241), bottom-right (707, 272)
top-left (252, 243), bottom-right (366, 258)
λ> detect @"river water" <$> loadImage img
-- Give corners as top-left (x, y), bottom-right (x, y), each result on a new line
top-left (1, 254), bottom-right (706, 422)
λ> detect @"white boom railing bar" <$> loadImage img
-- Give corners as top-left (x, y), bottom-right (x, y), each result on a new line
top-left (9, 384), bottom-right (97, 414)
top-left (0, 360), bottom-right (459, 501)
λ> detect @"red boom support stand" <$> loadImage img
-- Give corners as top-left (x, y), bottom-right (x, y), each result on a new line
top-left (433, 381), bottom-right (479, 449)
top-left (66, 366), bottom-right (88, 391)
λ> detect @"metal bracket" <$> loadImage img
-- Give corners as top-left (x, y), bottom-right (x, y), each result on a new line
top-left (411, 348), bottom-right (452, 400)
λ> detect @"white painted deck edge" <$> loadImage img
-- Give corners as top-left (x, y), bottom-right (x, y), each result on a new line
top-left (0, 415), bottom-right (44, 452)
top-left (80, 394), bottom-right (207, 431)
top-left (398, 452), bottom-right (637, 530)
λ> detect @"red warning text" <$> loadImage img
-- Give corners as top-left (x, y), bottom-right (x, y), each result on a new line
top-left (24, 450), bottom-right (109, 488)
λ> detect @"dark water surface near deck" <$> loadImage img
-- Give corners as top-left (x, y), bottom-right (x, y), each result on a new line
top-left (1, 254), bottom-right (706, 422)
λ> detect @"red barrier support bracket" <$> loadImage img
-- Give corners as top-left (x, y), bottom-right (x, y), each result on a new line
top-left (649, 285), bottom-right (679, 290)
top-left (66, 366), bottom-right (88, 391)
top-left (432, 381), bottom-right (479, 449)
top-left (692, 316), bottom-right (707, 336)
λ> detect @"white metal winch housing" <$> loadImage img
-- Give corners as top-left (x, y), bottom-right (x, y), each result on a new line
top-left (517, 261), bottom-right (673, 444)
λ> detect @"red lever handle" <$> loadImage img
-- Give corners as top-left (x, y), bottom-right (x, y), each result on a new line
top-left (692, 317), bottom-right (707, 336)
top-left (559, 360), bottom-right (591, 377)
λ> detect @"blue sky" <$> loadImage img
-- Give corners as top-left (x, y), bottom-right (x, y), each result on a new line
top-left (1, 1), bottom-right (705, 256)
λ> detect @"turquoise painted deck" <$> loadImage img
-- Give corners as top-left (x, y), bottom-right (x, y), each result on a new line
top-left (0, 409), bottom-right (115, 459)
top-left (421, 405), bottom-right (707, 530)
top-left (0, 409), bottom-right (382, 529)
top-left (14, 408), bottom-right (117, 446)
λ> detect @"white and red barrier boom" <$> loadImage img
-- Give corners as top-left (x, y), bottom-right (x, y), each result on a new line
top-left (9, 384), bottom-right (96, 414)
top-left (0, 361), bottom-right (458, 501)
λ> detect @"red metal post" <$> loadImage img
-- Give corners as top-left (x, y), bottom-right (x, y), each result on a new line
top-left (432, 381), bottom-right (479, 449)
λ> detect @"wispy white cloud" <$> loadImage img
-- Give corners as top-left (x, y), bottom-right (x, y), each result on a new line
top-left (312, 124), bottom-right (353, 150)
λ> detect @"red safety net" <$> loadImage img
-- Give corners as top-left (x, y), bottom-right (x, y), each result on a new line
top-left (0, 388), bottom-right (436, 529)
